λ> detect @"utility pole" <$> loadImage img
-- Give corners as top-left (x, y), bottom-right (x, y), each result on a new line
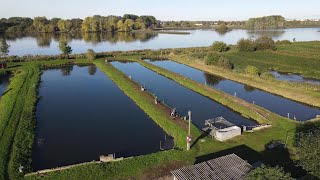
top-left (187, 111), bottom-right (192, 150)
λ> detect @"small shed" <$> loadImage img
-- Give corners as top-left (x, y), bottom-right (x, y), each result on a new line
top-left (203, 117), bottom-right (241, 141)
top-left (172, 153), bottom-right (252, 180)
top-left (0, 63), bottom-right (7, 69)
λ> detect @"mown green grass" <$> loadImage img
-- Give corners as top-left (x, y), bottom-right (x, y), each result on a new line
top-left (0, 65), bottom-right (39, 179)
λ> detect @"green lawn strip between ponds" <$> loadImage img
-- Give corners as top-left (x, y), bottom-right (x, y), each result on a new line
top-left (0, 65), bottom-right (38, 179)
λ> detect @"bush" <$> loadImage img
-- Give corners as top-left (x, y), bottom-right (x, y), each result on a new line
top-left (205, 53), bottom-right (233, 70)
top-left (245, 65), bottom-right (259, 76)
top-left (215, 24), bottom-right (228, 32)
top-left (204, 53), bottom-right (221, 65)
top-left (254, 36), bottom-right (276, 51)
top-left (86, 49), bottom-right (96, 60)
top-left (260, 72), bottom-right (275, 80)
top-left (237, 38), bottom-right (256, 52)
top-left (211, 41), bottom-right (229, 52)
top-left (294, 122), bottom-right (320, 178)
top-left (246, 164), bottom-right (294, 180)
top-left (217, 56), bottom-right (233, 70)
top-left (276, 40), bottom-right (291, 45)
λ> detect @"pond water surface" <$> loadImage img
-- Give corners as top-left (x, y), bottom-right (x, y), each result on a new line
top-left (145, 60), bottom-right (320, 121)
top-left (3, 28), bottom-right (320, 56)
top-left (271, 71), bottom-right (320, 85)
top-left (33, 65), bottom-right (169, 171)
top-left (0, 75), bottom-right (10, 98)
top-left (111, 61), bottom-right (257, 129)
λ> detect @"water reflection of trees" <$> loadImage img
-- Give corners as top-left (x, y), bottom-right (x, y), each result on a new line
top-left (82, 32), bottom-right (157, 44)
top-left (204, 73), bottom-right (224, 86)
top-left (35, 33), bottom-right (52, 47)
top-left (246, 30), bottom-right (285, 38)
top-left (244, 85), bottom-right (255, 92)
top-left (60, 66), bottom-right (73, 76)
top-left (88, 65), bottom-right (97, 76)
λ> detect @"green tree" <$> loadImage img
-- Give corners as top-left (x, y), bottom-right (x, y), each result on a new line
top-left (211, 41), bottom-right (229, 52)
top-left (124, 19), bottom-right (135, 31)
top-left (82, 17), bottom-right (91, 32)
top-left (245, 65), bottom-right (259, 76)
top-left (106, 16), bottom-right (119, 32)
top-left (215, 23), bottom-right (228, 32)
top-left (0, 38), bottom-right (10, 57)
top-left (86, 49), bottom-right (96, 60)
top-left (58, 19), bottom-right (73, 32)
top-left (117, 20), bottom-right (125, 31)
top-left (237, 38), bottom-right (256, 52)
top-left (33, 16), bottom-right (49, 32)
top-left (295, 123), bottom-right (320, 178)
top-left (134, 18), bottom-right (146, 30)
top-left (246, 164), bottom-right (294, 180)
top-left (123, 14), bottom-right (139, 21)
top-left (246, 15), bottom-right (286, 29)
top-left (59, 41), bottom-right (72, 58)
top-left (254, 36), bottom-right (276, 51)
top-left (205, 53), bottom-right (221, 65)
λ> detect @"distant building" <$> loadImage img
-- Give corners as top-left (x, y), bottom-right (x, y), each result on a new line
top-left (195, 23), bottom-right (203, 26)
top-left (0, 63), bottom-right (7, 69)
top-left (172, 154), bottom-right (252, 180)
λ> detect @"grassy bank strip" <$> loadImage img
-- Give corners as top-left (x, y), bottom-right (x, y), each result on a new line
top-left (8, 65), bottom-right (40, 179)
top-left (95, 60), bottom-right (202, 147)
top-left (0, 67), bottom-right (30, 179)
top-left (137, 59), bottom-right (280, 125)
top-left (26, 149), bottom-right (196, 180)
top-left (170, 54), bottom-right (320, 107)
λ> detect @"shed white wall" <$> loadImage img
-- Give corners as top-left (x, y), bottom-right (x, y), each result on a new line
top-left (215, 126), bottom-right (241, 141)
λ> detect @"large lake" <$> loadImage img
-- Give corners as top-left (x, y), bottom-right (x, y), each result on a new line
top-left (33, 65), bottom-right (170, 170)
top-left (3, 28), bottom-right (320, 56)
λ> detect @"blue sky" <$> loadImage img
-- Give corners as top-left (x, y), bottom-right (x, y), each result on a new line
top-left (0, 0), bottom-right (319, 20)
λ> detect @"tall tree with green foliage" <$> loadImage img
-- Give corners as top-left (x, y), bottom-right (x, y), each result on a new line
top-left (59, 41), bottom-right (72, 58)
top-left (246, 164), bottom-right (294, 180)
top-left (117, 20), bottom-right (125, 31)
top-left (57, 19), bottom-right (73, 32)
top-left (33, 16), bottom-right (49, 32)
top-left (295, 122), bottom-right (320, 178)
top-left (0, 38), bottom-right (10, 57)
top-left (246, 15), bottom-right (286, 29)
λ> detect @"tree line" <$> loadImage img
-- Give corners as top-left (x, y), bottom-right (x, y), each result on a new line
top-left (0, 14), bottom-right (159, 33)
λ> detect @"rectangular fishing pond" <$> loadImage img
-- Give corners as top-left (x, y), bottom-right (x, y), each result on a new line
top-left (145, 59), bottom-right (320, 121)
top-left (111, 61), bottom-right (258, 129)
top-left (33, 65), bottom-right (171, 171)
